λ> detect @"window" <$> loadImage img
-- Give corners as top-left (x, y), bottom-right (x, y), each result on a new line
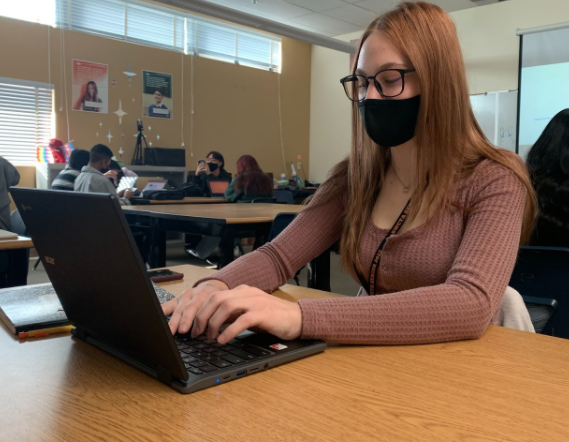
top-left (54, 0), bottom-right (281, 72)
top-left (0, 78), bottom-right (54, 164)
top-left (0, 0), bottom-right (55, 26)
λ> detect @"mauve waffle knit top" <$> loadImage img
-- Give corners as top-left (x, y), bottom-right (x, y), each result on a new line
top-left (198, 160), bottom-right (526, 345)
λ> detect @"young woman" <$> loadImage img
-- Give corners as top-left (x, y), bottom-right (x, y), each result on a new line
top-left (164, 2), bottom-right (536, 346)
top-left (79, 81), bottom-right (103, 112)
top-left (225, 155), bottom-right (273, 203)
top-left (526, 108), bottom-right (569, 246)
top-left (193, 151), bottom-right (232, 196)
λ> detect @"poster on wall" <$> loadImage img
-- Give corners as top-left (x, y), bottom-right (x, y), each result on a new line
top-left (72, 60), bottom-right (109, 113)
top-left (142, 71), bottom-right (172, 119)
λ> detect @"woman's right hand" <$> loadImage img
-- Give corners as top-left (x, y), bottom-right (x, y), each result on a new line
top-left (162, 280), bottom-right (229, 335)
top-left (196, 161), bottom-right (207, 176)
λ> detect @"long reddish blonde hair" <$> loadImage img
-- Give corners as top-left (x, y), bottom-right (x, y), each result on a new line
top-left (325, 1), bottom-right (536, 278)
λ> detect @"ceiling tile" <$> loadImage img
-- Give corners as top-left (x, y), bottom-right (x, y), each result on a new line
top-left (284, 0), bottom-right (347, 13)
top-left (322, 4), bottom-right (376, 27)
top-left (289, 12), bottom-right (362, 36)
top-left (353, 0), bottom-right (397, 14)
top-left (203, 0), bottom-right (313, 19)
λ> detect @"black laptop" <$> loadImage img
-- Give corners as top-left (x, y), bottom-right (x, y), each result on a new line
top-left (10, 188), bottom-right (326, 394)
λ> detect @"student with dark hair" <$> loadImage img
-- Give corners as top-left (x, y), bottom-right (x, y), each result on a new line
top-left (193, 151), bottom-right (232, 196)
top-left (74, 144), bottom-right (133, 205)
top-left (526, 108), bottom-right (569, 246)
top-left (51, 149), bottom-right (90, 191)
top-left (165, 2), bottom-right (537, 346)
top-left (225, 155), bottom-right (273, 203)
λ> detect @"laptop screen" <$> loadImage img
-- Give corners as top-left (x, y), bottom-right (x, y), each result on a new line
top-left (143, 182), bottom-right (167, 192)
top-left (209, 181), bottom-right (229, 196)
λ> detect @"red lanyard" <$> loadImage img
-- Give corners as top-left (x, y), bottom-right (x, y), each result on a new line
top-left (356, 199), bottom-right (411, 295)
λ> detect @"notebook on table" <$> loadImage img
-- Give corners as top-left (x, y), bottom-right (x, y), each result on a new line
top-left (10, 188), bottom-right (326, 394)
top-left (0, 282), bottom-right (174, 335)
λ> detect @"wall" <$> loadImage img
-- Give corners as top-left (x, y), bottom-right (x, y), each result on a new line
top-left (309, 33), bottom-right (357, 183)
top-left (308, 0), bottom-right (569, 182)
top-left (0, 14), bottom-right (311, 186)
top-left (453, 0), bottom-right (569, 94)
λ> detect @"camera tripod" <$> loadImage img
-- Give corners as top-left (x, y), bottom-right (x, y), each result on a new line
top-left (132, 124), bottom-right (148, 165)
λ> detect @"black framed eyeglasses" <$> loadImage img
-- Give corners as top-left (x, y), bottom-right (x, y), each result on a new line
top-left (340, 68), bottom-right (416, 102)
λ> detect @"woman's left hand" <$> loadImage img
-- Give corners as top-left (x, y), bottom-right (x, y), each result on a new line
top-left (191, 285), bottom-right (303, 344)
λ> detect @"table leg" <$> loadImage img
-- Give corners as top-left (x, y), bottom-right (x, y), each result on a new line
top-left (148, 218), bottom-right (167, 268)
top-left (218, 226), bottom-right (236, 268)
top-left (308, 248), bottom-right (331, 292)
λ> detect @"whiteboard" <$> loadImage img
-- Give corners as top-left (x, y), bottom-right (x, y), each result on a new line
top-left (470, 90), bottom-right (517, 153)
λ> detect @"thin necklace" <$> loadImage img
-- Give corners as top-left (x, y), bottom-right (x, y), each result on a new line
top-left (391, 167), bottom-right (410, 193)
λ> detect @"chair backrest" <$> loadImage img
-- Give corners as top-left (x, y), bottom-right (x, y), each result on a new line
top-left (251, 197), bottom-right (277, 204)
top-left (509, 245), bottom-right (569, 338)
top-left (268, 213), bottom-right (298, 242)
top-left (273, 189), bottom-right (295, 205)
top-left (10, 209), bottom-right (28, 236)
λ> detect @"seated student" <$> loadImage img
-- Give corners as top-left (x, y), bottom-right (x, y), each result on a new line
top-left (225, 155), bottom-right (273, 203)
top-left (526, 109), bottom-right (569, 247)
top-left (164, 2), bottom-right (536, 346)
top-left (0, 156), bottom-right (19, 231)
top-left (74, 144), bottom-right (134, 206)
top-left (193, 151), bottom-right (232, 195)
top-left (51, 149), bottom-right (90, 191)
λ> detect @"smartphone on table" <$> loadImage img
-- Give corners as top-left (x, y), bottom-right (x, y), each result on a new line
top-left (147, 269), bottom-right (184, 283)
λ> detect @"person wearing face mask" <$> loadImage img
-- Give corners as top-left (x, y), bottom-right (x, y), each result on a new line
top-left (192, 151), bottom-right (232, 196)
top-left (74, 144), bottom-right (134, 206)
top-left (163, 2), bottom-right (536, 346)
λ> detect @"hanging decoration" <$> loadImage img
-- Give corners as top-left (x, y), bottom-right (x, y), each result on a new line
top-left (113, 100), bottom-right (127, 126)
top-left (123, 62), bottom-right (137, 88)
top-left (107, 130), bottom-right (113, 144)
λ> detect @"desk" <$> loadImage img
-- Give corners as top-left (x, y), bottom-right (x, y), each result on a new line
top-left (2, 264), bottom-right (569, 441)
top-left (0, 233), bottom-right (32, 287)
top-left (124, 203), bottom-right (330, 291)
top-left (0, 235), bottom-right (33, 250)
top-left (133, 197), bottom-right (229, 205)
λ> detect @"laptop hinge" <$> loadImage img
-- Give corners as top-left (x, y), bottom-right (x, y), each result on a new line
top-left (157, 366), bottom-right (172, 385)
top-left (73, 325), bottom-right (86, 341)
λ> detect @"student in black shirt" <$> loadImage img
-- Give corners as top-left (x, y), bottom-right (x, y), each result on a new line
top-left (527, 108), bottom-right (569, 246)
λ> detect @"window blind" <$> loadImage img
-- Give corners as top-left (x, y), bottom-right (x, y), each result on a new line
top-left (26, 0), bottom-right (281, 72)
top-left (0, 79), bottom-right (54, 164)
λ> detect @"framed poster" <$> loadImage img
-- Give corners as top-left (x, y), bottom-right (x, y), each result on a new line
top-left (72, 60), bottom-right (108, 113)
top-left (142, 70), bottom-right (172, 119)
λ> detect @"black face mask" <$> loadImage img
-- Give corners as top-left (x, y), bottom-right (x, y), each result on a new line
top-left (208, 163), bottom-right (219, 172)
top-left (358, 95), bottom-right (421, 148)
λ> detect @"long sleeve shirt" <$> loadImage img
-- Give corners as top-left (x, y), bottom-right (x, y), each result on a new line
top-left (197, 160), bottom-right (526, 345)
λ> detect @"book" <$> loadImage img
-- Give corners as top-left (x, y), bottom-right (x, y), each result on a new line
top-left (0, 283), bottom-right (68, 334)
top-left (0, 282), bottom-right (175, 335)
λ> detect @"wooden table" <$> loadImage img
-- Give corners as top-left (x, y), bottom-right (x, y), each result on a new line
top-left (134, 197), bottom-right (228, 205)
top-left (2, 264), bottom-right (569, 442)
top-left (0, 235), bottom-right (33, 251)
top-left (0, 233), bottom-right (32, 287)
top-left (123, 203), bottom-right (332, 291)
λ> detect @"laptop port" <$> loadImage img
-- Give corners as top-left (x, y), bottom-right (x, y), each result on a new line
top-left (248, 367), bottom-right (259, 373)
top-left (264, 363), bottom-right (269, 369)
top-left (223, 375), bottom-right (230, 380)
top-left (236, 370), bottom-right (246, 377)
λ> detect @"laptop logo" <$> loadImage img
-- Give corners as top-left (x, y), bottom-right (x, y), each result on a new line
top-left (269, 343), bottom-right (287, 350)
top-left (45, 256), bottom-right (55, 265)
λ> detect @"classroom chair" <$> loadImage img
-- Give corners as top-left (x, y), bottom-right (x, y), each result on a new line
top-left (509, 245), bottom-right (568, 337)
top-left (273, 190), bottom-right (295, 205)
top-left (265, 212), bottom-right (301, 285)
top-left (0, 210), bottom-right (30, 287)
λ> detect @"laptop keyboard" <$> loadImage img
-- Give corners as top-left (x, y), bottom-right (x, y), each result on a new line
top-left (174, 333), bottom-right (273, 376)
